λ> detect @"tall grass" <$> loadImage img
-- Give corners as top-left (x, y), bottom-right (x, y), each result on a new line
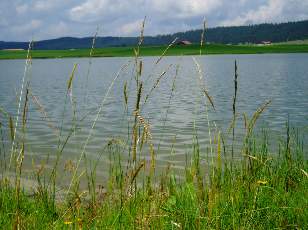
top-left (0, 21), bottom-right (307, 230)
top-left (232, 60), bottom-right (238, 158)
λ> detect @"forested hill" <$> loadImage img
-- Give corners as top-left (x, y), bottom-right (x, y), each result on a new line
top-left (1, 20), bottom-right (308, 50)
top-left (172, 20), bottom-right (308, 44)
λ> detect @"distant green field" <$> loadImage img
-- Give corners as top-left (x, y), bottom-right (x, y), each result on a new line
top-left (274, 39), bottom-right (308, 45)
top-left (1, 44), bottom-right (308, 59)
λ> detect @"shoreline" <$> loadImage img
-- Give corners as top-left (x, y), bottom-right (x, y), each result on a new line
top-left (1, 44), bottom-right (308, 60)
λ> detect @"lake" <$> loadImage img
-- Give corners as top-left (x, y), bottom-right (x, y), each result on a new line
top-left (0, 54), bottom-right (308, 185)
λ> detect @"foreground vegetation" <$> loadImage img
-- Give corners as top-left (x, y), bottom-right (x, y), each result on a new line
top-left (0, 21), bottom-right (307, 229)
top-left (1, 129), bottom-right (307, 229)
top-left (1, 43), bottom-right (308, 59)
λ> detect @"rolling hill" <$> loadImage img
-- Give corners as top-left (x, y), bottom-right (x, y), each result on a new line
top-left (1, 20), bottom-right (308, 50)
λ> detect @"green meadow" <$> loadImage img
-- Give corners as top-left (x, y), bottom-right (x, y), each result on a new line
top-left (1, 44), bottom-right (308, 59)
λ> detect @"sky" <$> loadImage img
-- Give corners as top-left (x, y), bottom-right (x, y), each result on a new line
top-left (1, 0), bottom-right (308, 41)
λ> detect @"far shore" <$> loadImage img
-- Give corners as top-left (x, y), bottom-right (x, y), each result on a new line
top-left (1, 44), bottom-right (308, 60)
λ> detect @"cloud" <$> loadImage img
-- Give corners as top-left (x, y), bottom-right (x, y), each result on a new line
top-left (0, 0), bottom-right (308, 41)
top-left (41, 21), bottom-right (69, 38)
top-left (33, 1), bottom-right (56, 11)
top-left (69, 0), bottom-right (133, 23)
top-left (151, 0), bottom-right (222, 18)
top-left (11, 19), bottom-right (42, 35)
top-left (0, 17), bottom-right (8, 27)
top-left (221, 0), bottom-right (308, 26)
top-left (69, 0), bottom-right (222, 23)
top-left (16, 4), bottom-right (29, 14)
top-left (117, 19), bottom-right (145, 35)
top-left (32, 0), bottom-right (73, 12)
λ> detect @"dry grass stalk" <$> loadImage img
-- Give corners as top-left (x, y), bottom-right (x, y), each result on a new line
top-left (30, 92), bottom-right (59, 135)
top-left (133, 17), bottom-right (146, 62)
top-left (66, 62), bottom-right (130, 197)
top-left (9, 41), bottom-right (33, 168)
top-left (149, 143), bottom-right (155, 176)
top-left (130, 160), bottom-right (145, 184)
top-left (67, 64), bottom-right (78, 91)
top-left (155, 37), bottom-right (178, 65)
top-left (200, 19), bottom-right (207, 56)
top-left (14, 85), bottom-right (30, 230)
top-left (243, 113), bottom-right (248, 131)
top-left (232, 60), bottom-right (239, 157)
top-left (203, 89), bottom-right (215, 111)
top-left (135, 110), bottom-right (156, 175)
top-left (192, 56), bottom-right (216, 174)
top-left (16, 87), bottom-right (29, 166)
top-left (217, 131), bottom-right (222, 171)
top-left (247, 100), bottom-right (271, 135)
top-left (192, 57), bottom-right (215, 111)
top-left (123, 81), bottom-right (128, 107)
top-left (227, 113), bottom-right (239, 134)
top-left (84, 27), bottom-right (99, 105)
top-left (157, 65), bottom-right (179, 153)
top-left (243, 100), bottom-right (271, 158)
top-left (144, 64), bottom-right (172, 104)
top-left (52, 63), bottom-right (79, 174)
top-left (134, 110), bottom-right (152, 141)
top-left (9, 116), bottom-right (14, 142)
top-left (138, 60), bottom-right (143, 78)
top-left (67, 64), bottom-right (78, 127)
top-left (90, 27), bottom-right (99, 57)
top-left (138, 17), bottom-right (146, 47)
top-left (132, 83), bottom-right (143, 162)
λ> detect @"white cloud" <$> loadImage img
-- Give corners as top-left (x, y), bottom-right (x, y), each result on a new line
top-left (16, 4), bottom-right (28, 14)
top-left (221, 0), bottom-right (308, 26)
top-left (11, 19), bottom-right (42, 35)
top-left (69, 0), bottom-right (132, 23)
top-left (0, 17), bottom-right (8, 27)
top-left (33, 0), bottom-right (63, 11)
top-left (152, 0), bottom-right (222, 18)
top-left (43, 21), bottom-right (69, 37)
top-left (117, 19), bottom-right (145, 35)
top-left (1, 0), bottom-right (308, 41)
top-left (69, 0), bottom-right (222, 22)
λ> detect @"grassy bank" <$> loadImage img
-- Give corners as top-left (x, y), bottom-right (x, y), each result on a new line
top-left (1, 44), bottom-right (308, 59)
top-left (1, 128), bottom-right (307, 229)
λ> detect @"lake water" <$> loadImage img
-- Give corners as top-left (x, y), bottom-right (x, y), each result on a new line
top-left (0, 54), bottom-right (308, 184)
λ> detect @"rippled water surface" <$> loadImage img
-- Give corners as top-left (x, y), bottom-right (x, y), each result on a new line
top-left (0, 54), bottom-right (307, 182)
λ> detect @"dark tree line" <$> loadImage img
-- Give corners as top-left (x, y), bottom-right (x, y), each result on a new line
top-left (1, 20), bottom-right (308, 50)
top-left (168, 20), bottom-right (308, 44)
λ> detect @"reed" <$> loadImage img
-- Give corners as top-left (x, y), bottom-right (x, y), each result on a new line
top-left (231, 60), bottom-right (238, 158)
top-left (157, 64), bottom-right (179, 154)
top-left (9, 41), bottom-right (33, 169)
top-left (200, 19), bottom-right (206, 56)
top-left (84, 27), bottom-right (99, 106)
